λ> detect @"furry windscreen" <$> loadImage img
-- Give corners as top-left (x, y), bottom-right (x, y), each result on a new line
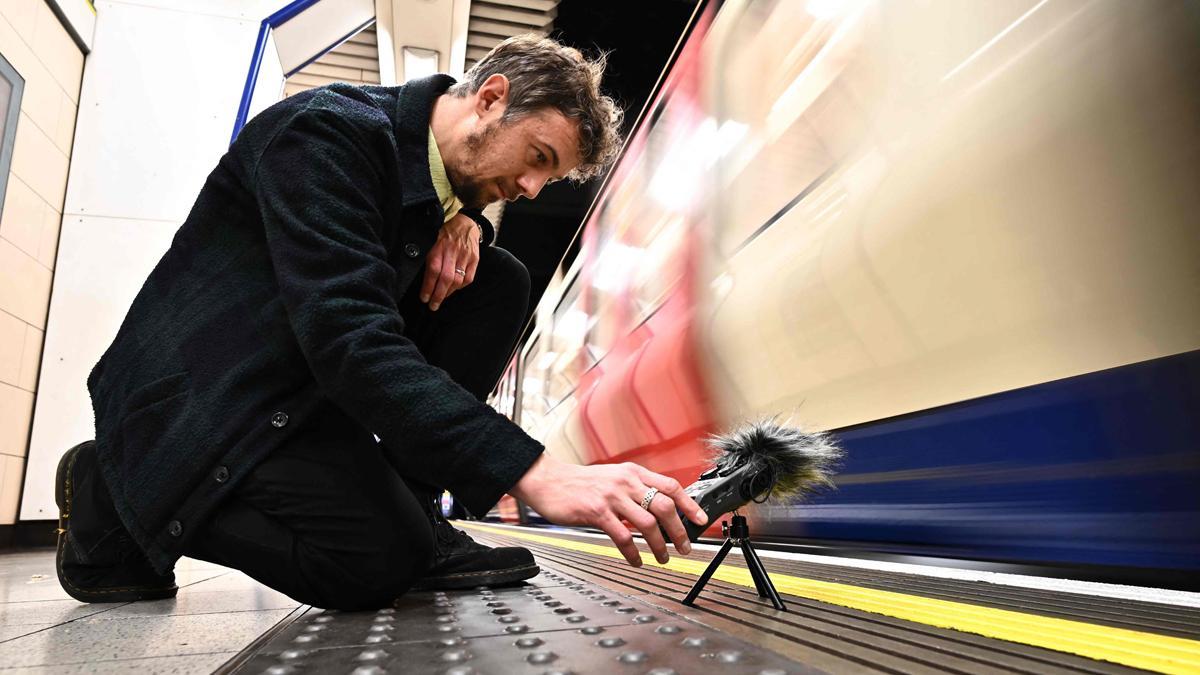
top-left (706, 418), bottom-right (844, 501)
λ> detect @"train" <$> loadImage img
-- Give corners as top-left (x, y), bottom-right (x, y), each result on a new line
top-left (481, 0), bottom-right (1200, 582)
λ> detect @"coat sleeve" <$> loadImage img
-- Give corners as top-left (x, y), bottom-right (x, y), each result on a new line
top-left (252, 102), bottom-right (542, 515)
top-left (459, 208), bottom-right (496, 246)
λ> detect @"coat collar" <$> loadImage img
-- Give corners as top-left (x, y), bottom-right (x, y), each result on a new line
top-left (394, 74), bottom-right (457, 208)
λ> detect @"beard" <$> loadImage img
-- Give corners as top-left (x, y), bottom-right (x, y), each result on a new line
top-left (445, 120), bottom-right (500, 209)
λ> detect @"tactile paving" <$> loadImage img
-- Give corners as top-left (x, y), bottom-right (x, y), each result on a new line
top-left (231, 569), bottom-right (816, 674)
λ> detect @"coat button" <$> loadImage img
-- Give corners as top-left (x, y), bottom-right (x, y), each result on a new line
top-left (425, 204), bottom-right (437, 217)
top-left (404, 243), bottom-right (420, 258)
top-left (214, 466), bottom-right (230, 483)
top-left (270, 411), bottom-right (289, 428)
top-left (168, 520), bottom-right (183, 537)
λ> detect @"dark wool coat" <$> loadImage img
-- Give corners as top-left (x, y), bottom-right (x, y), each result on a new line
top-left (88, 75), bottom-right (544, 574)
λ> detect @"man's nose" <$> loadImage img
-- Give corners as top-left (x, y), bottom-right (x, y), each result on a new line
top-left (517, 174), bottom-right (547, 200)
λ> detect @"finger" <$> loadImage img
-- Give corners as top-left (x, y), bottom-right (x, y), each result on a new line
top-left (615, 497), bottom-right (670, 565)
top-left (447, 259), bottom-right (469, 298)
top-left (595, 512), bottom-right (642, 567)
top-left (420, 252), bottom-right (442, 303)
top-left (647, 492), bottom-right (692, 555)
top-left (463, 251), bottom-right (479, 287)
top-left (636, 466), bottom-right (708, 527)
top-left (429, 252), bottom-right (460, 311)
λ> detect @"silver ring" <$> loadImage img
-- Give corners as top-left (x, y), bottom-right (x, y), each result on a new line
top-left (454, 268), bottom-right (466, 275)
top-left (639, 487), bottom-right (659, 511)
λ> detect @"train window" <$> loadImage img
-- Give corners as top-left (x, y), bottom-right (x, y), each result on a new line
top-left (710, 0), bottom-right (871, 254)
top-left (519, 334), bottom-right (549, 437)
top-left (581, 161), bottom-right (645, 368)
top-left (628, 93), bottom-right (700, 323)
top-left (584, 86), bottom-right (700, 339)
top-left (487, 359), bottom-right (518, 422)
top-left (546, 275), bottom-right (591, 408)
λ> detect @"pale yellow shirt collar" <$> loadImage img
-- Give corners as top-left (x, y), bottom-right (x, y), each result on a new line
top-left (427, 127), bottom-right (463, 222)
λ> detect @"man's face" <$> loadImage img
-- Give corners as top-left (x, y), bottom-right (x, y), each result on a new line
top-left (445, 109), bottom-right (582, 209)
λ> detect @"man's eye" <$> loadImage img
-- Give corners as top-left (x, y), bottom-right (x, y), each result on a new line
top-left (535, 150), bottom-right (547, 164)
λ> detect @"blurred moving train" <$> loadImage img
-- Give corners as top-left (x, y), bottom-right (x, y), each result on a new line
top-left (482, 0), bottom-right (1200, 581)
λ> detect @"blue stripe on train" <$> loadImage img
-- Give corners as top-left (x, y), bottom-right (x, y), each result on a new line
top-left (753, 350), bottom-right (1200, 570)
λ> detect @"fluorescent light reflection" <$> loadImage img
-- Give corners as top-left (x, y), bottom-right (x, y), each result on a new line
top-left (592, 242), bottom-right (644, 293)
top-left (942, 0), bottom-right (1052, 82)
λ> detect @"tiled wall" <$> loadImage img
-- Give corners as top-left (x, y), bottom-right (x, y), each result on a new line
top-left (0, 1), bottom-right (85, 525)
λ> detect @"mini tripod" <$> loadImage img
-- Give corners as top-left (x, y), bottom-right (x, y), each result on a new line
top-left (682, 512), bottom-right (787, 611)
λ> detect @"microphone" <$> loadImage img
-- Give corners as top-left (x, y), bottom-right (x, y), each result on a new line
top-left (676, 419), bottom-right (844, 542)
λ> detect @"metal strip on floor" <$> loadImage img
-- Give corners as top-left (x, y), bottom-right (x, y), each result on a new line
top-left (224, 521), bottom-right (1200, 675)
top-left (229, 567), bottom-right (812, 674)
top-left (456, 521), bottom-right (1200, 675)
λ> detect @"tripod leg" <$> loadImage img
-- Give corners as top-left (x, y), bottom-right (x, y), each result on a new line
top-left (742, 541), bottom-right (787, 611)
top-left (683, 539), bottom-right (735, 606)
top-left (739, 541), bottom-right (770, 598)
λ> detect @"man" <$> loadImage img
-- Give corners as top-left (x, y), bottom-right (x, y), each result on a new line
top-left (55, 35), bottom-right (707, 611)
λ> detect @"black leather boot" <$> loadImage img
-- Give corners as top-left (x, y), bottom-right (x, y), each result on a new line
top-left (55, 441), bottom-right (178, 603)
top-left (408, 484), bottom-right (538, 590)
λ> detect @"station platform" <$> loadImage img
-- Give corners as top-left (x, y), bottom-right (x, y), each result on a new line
top-left (225, 521), bottom-right (1200, 675)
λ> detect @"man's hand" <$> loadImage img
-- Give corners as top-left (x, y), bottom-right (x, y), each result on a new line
top-left (510, 454), bottom-right (709, 567)
top-left (421, 212), bottom-right (481, 311)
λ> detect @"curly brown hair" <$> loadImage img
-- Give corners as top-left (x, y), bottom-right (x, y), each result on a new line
top-left (448, 35), bottom-right (623, 182)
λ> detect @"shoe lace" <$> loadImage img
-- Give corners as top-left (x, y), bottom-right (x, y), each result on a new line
top-left (423, 492), bottom-right (477, 549)
top-left (438, 523), bottom-right (476, 548)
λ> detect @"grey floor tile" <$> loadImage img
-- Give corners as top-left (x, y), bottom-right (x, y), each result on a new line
top-left (174, 569), bottom-right (234, 589)
top-left (0, 573), bottom-right (73, 604)
top-left (0, 552), bottom-right (56, 571)
top-left (175, 557), bottom-right (228, 566)
top-left (0, 550), bottom-right (58, 568)
top-left (0, 651), bottom-right (238, 673)
top-left (177, 572), bottom-right (278, 594)
top-left (172, 557), bottom-right (234, 588)
top-left (99, 588), bottom-right (299, 619)
top-left (0, 551), bottom-right (300, 668)
top-left (0, 608), bottom-right (293, 667)
top-left (0, 623), bottom-right (53, 642)
top-left (0, 598), bottom-right (112, 627)
top-left (0, 551), bottom-right (64, 604)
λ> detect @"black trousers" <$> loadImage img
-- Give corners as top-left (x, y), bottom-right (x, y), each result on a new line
top-left (183, 246), bottom-right (530, 610)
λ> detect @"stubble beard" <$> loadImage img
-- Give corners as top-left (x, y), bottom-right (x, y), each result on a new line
top-left (446, 121), bottom-right (500, 210)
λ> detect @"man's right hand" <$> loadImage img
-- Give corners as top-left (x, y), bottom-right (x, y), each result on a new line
top-left (509, 453), bottom-right (708, 567)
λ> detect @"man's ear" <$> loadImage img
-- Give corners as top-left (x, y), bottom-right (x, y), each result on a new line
top-left (475, 73), bottom-right (510, 119)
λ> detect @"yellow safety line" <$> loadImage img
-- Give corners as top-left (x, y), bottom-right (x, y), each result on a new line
top-left (459, 521), bottom-right (1200, 675)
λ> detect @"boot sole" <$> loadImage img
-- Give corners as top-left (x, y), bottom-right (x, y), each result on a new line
top-left (410, 562), bottom-right (541, 591)
top-left (55, 442), bottom-right (178, 603)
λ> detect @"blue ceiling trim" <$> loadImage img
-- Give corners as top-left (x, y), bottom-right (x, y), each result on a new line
top-left (230, 0), bottom-right (325, 145)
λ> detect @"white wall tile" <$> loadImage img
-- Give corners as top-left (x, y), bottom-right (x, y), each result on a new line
top-left (9, 113), bottom-right (69, 210)
top-left (61, 3), bottom-right (259, 222)
top-left (0, 454), bottom-right (24, 524)
top-left (18, 323), bottom-right (40, 391)
top-left (101, 0), bottom-right (284, 21)
top-left (0, 6), bottom-right (37, 80)
top-left (0, 380), bottom-right (33, 458)
top-left (0, 238), bottom-right (52, 328)
top-left (54, 89), bottom-right (76, 156)
top-left (24, 214), bottom-right (177, 519)
top-left (15, 58), bottom-right (61, 139)
top-left (0, 174), bottom-right (45, 257)
top-left (0, 309), bottom-right (22, 385)
top-left (31, 0), bottom-right (83, 101)
top-left (37, 205), bottom-right (60, 269)
top-left (0, 0), bottom-right (37, 38)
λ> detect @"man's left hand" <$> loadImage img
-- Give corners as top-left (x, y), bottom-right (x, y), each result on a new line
top-left (421, 212), bottom-right (480, 311)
